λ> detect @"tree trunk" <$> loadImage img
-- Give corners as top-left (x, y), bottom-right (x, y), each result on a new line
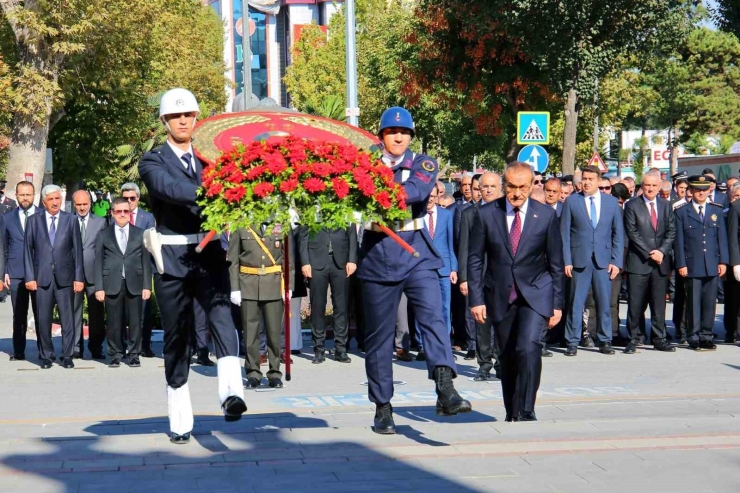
top-left (506, 136), bottom-right (519, 163)
top-left (562, 88), bottom-right (579, 175)
top-left (5, 112), bottom-right (50, 203)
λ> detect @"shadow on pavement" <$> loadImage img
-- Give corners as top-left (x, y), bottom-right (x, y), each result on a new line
top-left (0, 412), bottom-right (486, 493)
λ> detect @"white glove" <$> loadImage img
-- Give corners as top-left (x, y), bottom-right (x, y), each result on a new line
top-left (734, 266), bottom-right (740, 282)
top-left (230, 291), bottom-right (241, 306)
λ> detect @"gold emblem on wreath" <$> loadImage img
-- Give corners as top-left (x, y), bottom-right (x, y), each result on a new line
top-left (711, 214), bottom-right (717, 221)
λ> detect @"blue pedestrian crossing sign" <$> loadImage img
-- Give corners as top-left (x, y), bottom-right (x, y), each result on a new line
top-left (517, 112), bottom-right (550, 145)
top-left (517, 145), bottom-right (549, 173)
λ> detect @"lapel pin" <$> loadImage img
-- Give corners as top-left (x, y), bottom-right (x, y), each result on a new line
top-left (533, 214), bottom-right (538, 218)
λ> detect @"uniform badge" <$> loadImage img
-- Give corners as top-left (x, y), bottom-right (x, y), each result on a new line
top-left (421, 160), bottom-right (436, 172)
top-left (711, 214), bottom-right (717, 221)
top-left (274, 240), bottom-right (281, 249)
top-left (395, 112), bottom-right (401, 122)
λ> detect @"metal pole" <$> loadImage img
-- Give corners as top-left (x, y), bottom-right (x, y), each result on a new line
top-left (345, 0), bottom-right (359, 126)
top-left (242, 0), bottom-right (253, 109)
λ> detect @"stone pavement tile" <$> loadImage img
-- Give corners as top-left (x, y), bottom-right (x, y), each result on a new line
top-left (0, 476), bottom-right (75, 493)
top-left (297, 445), bottom-right (378, 459)
top-left (413, 455), bottom-right (526, 476)
top-left (206, 432), bottom-right (257, 451)
top-left (62, 457), bottom-right (144, 470)
top-left (490, 419), bottom-right (600, 438)
top-left (143, 453), bottom-right (225, 466)
top-left (79, 478), bottom-right (199, 493)
top-left (221, 448), bottom-right (304, 462)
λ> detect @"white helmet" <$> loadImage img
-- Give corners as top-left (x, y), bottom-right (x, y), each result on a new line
top-left (159, 88), bottom-right (200, 118)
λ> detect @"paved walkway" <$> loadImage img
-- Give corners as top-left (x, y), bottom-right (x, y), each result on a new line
top-left (1, 302), bottom-right (739, 492)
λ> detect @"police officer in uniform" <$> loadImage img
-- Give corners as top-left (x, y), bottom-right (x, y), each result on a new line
top-left (358, 107), bottom-right (471, 434)
top-left (138, 88), bottom-right (246, 444)
top-left (229, 223), bottom-right (293, 389)
top-left (674, 175), bottom-right (729, 351)
top-left (0, 181), bottom-right (17, 214)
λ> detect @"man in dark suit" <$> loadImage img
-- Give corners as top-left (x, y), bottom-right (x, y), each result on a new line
top-left (71, 190), bottom-right (107, 360)
top-left (623, 171), bottom-right (676, 353)
top-left (726, 191), bottom-right (740, 344)
top-left (469, 162), bottom-right (564, 422)
top-left (543, 178), bottom-right (563, 217)
top-left (24, 184), bottom-right (84, 369)
top-left (299, 226), bottom-right (357, 364)
top-left (139, 88), bottom-right (246, 444)
top-left (120, 182), bottom-right (158, 358)
top-left (2, 181), bottom-right (39, 361)
top-left (703, 169), bottom-right (729, 209)
top-left (674, 175), bottom-right (729, 351)
top-left (95, 197), bottom-right (152, 367)
top-left (560, 165), bottom-right (624, 356)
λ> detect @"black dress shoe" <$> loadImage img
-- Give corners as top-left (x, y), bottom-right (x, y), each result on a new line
top-left (141, 348), bottom-right (156, 358)
top-left (222, 395), bottom-right (248, 422)
top-left (62, 357), bottom-right (75, 369)
top-left (244, 377), bottom-right (261, 389)
top-left (9, 354), bottom-right (25, 361)
top-left (91, 352), bottom-right (106, 360)
top-left (291, 349), bottom-right (301, 355)
top-left (726, 335), bottom-right (736, 344)
top-left (599, 342), bottom-right (615, 355)
top-left (473, 369), bottom-right (491, 381)
top-left (541, 347), bottom-right (553, 357)
top-left (373, 403), bottom-right (396, 434)
top-left (434, 366), bottom-right (473, 416)
top-left (129, 357), bottom-right (141, 367)
top-left (195, 348), bottom-right (215, 366)
top-left (268, 377), bottom-right (284, 388)
top-left (335, 352), bottom-right (351, 363)
top-left (395, 349), bottom-right (413, 362)
top-left (520, 411), bottom-right (537, 422)
top-left (40, 359), bottom-right (52, 369)
top-left (699, 340), bottom-right (717, 351)
top-left (565, 345), bottom-right (577, 357)
top-left (464, 350), bottom-right (476, 360)
top-left (623, 342), bottom-right (637, 354)
top-left (580, 335), bottom-right (595, 348)
top-left (653, 339), bottom-right (676, 352)
top-left (416, 350), bottom-right (426, 361)
top-left (688, 341), bottom-right (701, 351)
top-left (109, 359), bottom-right (121, 368)
top-left (312, 350), bottom-right (325, 364)
top-left (679, 339), bottom-right (688, 345)
top-left (72, 351), bottom-right (82, 360)
top-left (170, 432), bottom-right (191, 445)
top-left (504, 414), bottom-right (519, 422)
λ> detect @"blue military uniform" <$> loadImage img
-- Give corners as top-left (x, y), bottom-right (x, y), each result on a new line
top-left (358, 148), bottom-right (456, 405)
top-left (674, 190), bottom-right (729, 346)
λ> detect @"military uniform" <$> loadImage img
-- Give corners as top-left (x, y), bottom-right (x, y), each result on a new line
top-left (0, 196), bottom-right (17, 215)
top-left (674, 177), bottom-right (729, 349)
top-left (229, 224), bottom-right (294, 383)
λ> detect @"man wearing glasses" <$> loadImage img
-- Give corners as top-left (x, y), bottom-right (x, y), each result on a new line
top-left (599, 178), bottom-right (612, 195)
top-left (533, 171), bottom-right (544, 189)
top-left (120, 183), bottom-right (157, 358)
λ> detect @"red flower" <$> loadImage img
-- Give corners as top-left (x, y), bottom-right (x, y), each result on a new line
top-left (398, 200), bottom-right (407, 210)
top-left (227, 169), bottom-right (246, 184)
top-left (338, 145), bottom-right (359, 163)
top-left (280, 178), bottom-right (299, 193)
top-left (357, 176), bottom-right (376, 197)
top-left (331, 177), bottom-right (350, 199)
top-left (264, 152), bottom-right (288, 175)
top-left (304, 177), bottom-right (326, 193)
top-left (246, 166), bottom-right (267, 180)
top-left (224, 185), bottom-right (246, 203)
top-left (312, 162), bottom-right (333, 177)
top-left (253, 182), bottom-right (275, 198)
top-left (287, 142), bottom-right (308, 164)
top-left (375, 191), bottom-right (392, 209)
top-left (330, 158), bottom-right (352, 175)
top-left (206, 182), bottom-right (223, 197)
top-left (292, 162), bottom-right (311, 175)
top-left (219, 162), bottom-right (237, 179)
top-left (357, 153), bottom-right (373, 170)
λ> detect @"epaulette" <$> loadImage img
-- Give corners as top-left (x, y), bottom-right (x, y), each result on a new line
top-left (710, 201), bottom-right (723, 208)
top-left (674, 202), bottom-right (689, 210)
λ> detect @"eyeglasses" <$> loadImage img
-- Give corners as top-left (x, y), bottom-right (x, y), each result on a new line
top-left (533, 180), bottom-right (542, 185)
top-left (113, 210), bottom-right (131, 215)
top-left (599, 186), bottom-right (612, 191)
top-left (123, 196), bottom-right (137, 201)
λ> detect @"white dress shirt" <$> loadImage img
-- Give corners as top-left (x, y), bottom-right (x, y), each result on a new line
top-left (692, 200), bottom-right (708, 217)
top-left (19, 205), bottom-right (36, 231)
top-left (167, 141), bottom-right (195, 173)
top-left (584, 191), bottom-right (601, 224)
top-left (506, 199), bottom-right (529, 232)
top-left (424, 205), bottom-right (438, 236)
top-left (643, 196), bottom-right (659, 222)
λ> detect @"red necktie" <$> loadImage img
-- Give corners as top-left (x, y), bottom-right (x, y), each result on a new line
top-left (650, 202), bottom-right (657, 232)
top-left (130, 210), bottom-right (135, 226)
top-left (509, 207), bottom-right (522, 303)
top-left (428, 211), bottom-right (435, 239)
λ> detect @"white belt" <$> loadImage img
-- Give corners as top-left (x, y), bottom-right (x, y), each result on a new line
top-left (365, 218), bottom-right (425, 233)
top-left (159, 232), bottom-right (219, 245)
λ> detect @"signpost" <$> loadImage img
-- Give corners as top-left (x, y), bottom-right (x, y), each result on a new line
top-left (517, 112), bottom-right (550, 145)
top-left (517, 145), bottom-right (550, 173)
top-left (587, 151), bottom-right (608, 173)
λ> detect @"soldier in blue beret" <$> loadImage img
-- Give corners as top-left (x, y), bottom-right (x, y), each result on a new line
top-left (674, 175), bottom-right (729, 350)
top-left (358, 107), bottom-right (471, 434)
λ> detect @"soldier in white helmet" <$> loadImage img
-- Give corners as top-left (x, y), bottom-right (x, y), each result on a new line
top-left (139, 88), bottom-right (247, 444)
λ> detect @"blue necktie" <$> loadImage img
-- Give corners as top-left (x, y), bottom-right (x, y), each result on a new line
top-left (590, 197), bottom-right (598, 228)
top-left (181, 153), bottom-right (193, 177)
top-left (49, 215), bottom-right (56, 246)
top-left (698, 205), bottom-right (704, 223)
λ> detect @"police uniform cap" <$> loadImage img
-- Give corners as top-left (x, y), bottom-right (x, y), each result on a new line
top-left (688, 174), bottom-right (713, 189)
top-left (0, 180), bottom-right (6, 189)
top-left (718, 182), bottom-right (728, 192)
top-left (671, 170), bottom-right (688, 180)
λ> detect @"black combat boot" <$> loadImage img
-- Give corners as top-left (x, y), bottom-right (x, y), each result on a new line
top-left (434, 366), bottom-right (473, 416)
top-left (373, 403), bottom-right (396, 434)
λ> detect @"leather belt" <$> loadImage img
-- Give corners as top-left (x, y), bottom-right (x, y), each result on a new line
top-left (366, 218), bottom-right (425, 232)
top-left (159, 232), bottom-right (219, 245)
top-left (240, 265), bottom-right (282, 276)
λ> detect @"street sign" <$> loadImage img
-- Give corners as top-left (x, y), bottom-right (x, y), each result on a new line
top-left (517, 145), bottom-right (549, 173)
top-left (587, 152), bottom-right (608, 173)
top-left (517, 112), bottom-right (550, 145)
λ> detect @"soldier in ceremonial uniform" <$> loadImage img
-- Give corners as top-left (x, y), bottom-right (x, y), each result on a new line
top-left (674, 175), bottom-right (729, 351)
top-left (0, 181), bottom-right (17, 214)
top-left (229, 223), bottom-right (293, 389)
top-left (358, 107), bottom-right (471, 435)
top-left (138, 88), bottom-right (246, 445)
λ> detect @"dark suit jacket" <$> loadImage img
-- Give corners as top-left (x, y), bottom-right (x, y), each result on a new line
top-left (710, 191), bottom-right (729, 210)
top-left (94, 224), bottom-right (151, 296)
top-left (728, 200), bottom-right (740, 267)
top-left (139, 143), bottom-right (227, 278)
top-left (457, 203), bottom-right (479, 283)
top-left (623, 197), bottom-right (676, 276)
top-left (561, 192), bottom-right (625, 269)
top-left (298, 226), bottom-right (358, 270)
top-left (468, 197), bottom-right (564, 324)
top-left (3, 207), bottom-right (41, 279)
top-left (453, 200), bottom-right (475, 250)
top-left (133, 208), bottom-right (155, 230)
top-left (23, 210), bottom-right (84, 287)
top-left (74, 214), bottom-right (107, 285)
